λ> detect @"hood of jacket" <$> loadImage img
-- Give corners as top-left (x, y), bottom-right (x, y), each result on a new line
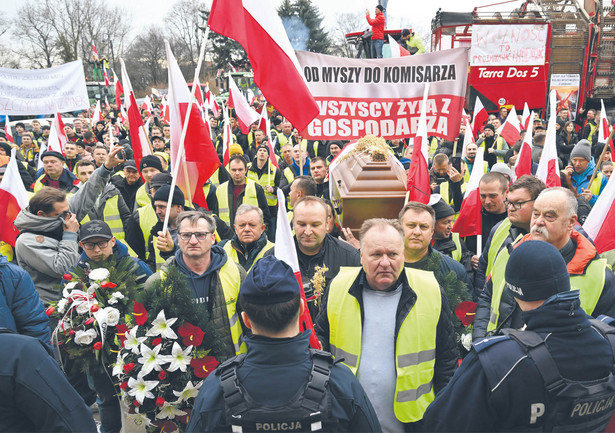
top-left (571, 159), bottom-right (596, 184)
top-left (14, 208), bottom-right (63, 234)
top-left (174, 244), bottom-right (227, 278)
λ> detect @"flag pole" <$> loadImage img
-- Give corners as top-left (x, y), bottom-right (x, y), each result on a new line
top-left (588, 127), bottom-right (615, 188)
top-left (162, 27), bottom-right (210, 235)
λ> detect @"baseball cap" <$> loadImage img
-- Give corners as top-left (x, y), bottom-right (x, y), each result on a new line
top-left (80, 220), bottom-right (113, 242)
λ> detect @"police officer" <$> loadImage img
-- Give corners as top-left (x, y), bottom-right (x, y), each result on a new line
top-left (423, 241), bottom-right (615, 432)
top-left (186, 256), bottom-right (381, 432)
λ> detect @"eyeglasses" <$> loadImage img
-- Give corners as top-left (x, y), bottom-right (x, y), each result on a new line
top-left (82, 240), bottom-right (110, 250)
top-left (178, 232), bottom-right (211, 241)
top-left (504, 199), bottom-right (534, 210)
top-left (58, 210), bottom-right (73, 219)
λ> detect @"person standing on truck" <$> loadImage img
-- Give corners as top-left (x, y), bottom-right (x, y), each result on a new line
top-left (401, 29), bottom-right (425, 55)
top-left (366, 5), bottom-right (385, 58)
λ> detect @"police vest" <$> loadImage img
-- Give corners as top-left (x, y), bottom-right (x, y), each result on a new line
top-left (247, 164), bottom-right (278, 207)
top-left (485, 218), bottom-right (513, 282)
top-left (218, 349), bottom-right (335, 432)
top-left (487, 236), bottom-right (607, 333)
top-left (81, 194), bottom-right (125, 241)
top-left (223, 239), bottom-right (274, 272)
top-left (216, 180), bottom-right (259, 225)
top-left (327, 267), bottom-right (441, 423)
top-left (135, 183), bottom-right (151, 209)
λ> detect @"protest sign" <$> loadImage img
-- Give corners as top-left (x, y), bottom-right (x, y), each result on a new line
top-left (470, 24), bottom-right (548, 66)
top-left (296, 48), bottom-right (468, 141)
top-left (0, 61), bottom-right (89, 115)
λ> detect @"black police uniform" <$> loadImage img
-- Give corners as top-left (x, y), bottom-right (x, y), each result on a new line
top-left (186, 331), bottom-right (381, 432)
top-left (422, 291), bottom-right (615, 432)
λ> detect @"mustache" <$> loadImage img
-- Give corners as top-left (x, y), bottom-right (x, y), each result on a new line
top-left (530, 225), bottom-right (550, 240)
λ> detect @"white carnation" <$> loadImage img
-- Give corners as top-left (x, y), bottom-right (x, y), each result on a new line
top-left (108, 297), bottom-right (118, 305)
top-left (461, 333), bottom-right (473, 351)
top-left (111, 292), bottom-right (124, 300)
top-left (57, 299), bottom-right (69, 314)
top-left (89, 268), bottom-right (110, 282)
top-left (74, 328), bottom-right (97, 345)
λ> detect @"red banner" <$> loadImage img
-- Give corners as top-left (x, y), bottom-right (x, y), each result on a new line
top-left (295, 48), bottom-right (469, 141)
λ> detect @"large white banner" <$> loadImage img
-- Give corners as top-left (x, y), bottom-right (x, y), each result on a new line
top-left (470, 24), bottom-right (548, 66)
top-left (0, 60), bottom-right (89, 115)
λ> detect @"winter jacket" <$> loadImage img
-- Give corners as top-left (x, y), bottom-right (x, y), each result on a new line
top-left (0, 256), bottom-right (50, 346)
top-left (366, 12), bottom-right (385, 40)
top-left (14, 165), bottom-right (114, 303)
top-left (32, 168), bottom-right (79, 193)
top-left (556, 130), bottom-right (578, 162)
top-left (220, 232), bottom-right (274, 272)
top-left (74, 182), bottom-right (131, 233)
top-left (110, 173), bottom-right (143, 213)
top-left (568, 159), bottom-right (607, 206)
top-left (405, 247), bottom-right (472, 297)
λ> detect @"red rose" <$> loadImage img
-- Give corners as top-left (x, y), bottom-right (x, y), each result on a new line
top-left (101, 281), bottom-right (118, 289)
top-left (156, 397), bottom-right (165, 407)
top-left (85, 317), bottom-right (95, 326)
top-left (45, 307), bottom-right (56, 316)
top-left (133, 400), bottom-right (140, 407)
top-left (454, 301), bottom-right (478, 327)
top-left (123, 362), bottom-right (135, 373)
top-left (120, 381), bottom-right (128, 390)
top-left (190, 356), bottom-right (220, 379)
top-left (152, 337), bottom-right (162, 346)
top-left (93, 341), bottom-right (103, 350)
top-left (178, 322), bottom-right (205, 347)
top-left (63, 274), bottom-right (73, 281)
top-left (158, 371), bottom-right (168, 380)
top-left (69, 329), bottom-right (75, 336)
top-left (90, 304), bottom-right (100, 313)
top-left (133, 301), bottom-right (148, 326)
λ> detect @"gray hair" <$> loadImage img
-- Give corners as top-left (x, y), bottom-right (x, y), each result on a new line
top-left (235, 204), bottom-right (263, 225)
top-left (176, 210), bottom-right (216, 233)
top-left (537, 187), bottom-right (577, 218)
top-left (359, 218), bottom-right (403, 248)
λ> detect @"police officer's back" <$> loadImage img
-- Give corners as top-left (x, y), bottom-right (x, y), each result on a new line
top-left (423, 241), bottom-right (615, 432)
top-left (186, 256), bottom-right (381, 432)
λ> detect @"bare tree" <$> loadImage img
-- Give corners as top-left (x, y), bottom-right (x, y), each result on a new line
top-left (166, 0), bottom-right (207, 70)
top-left (14, 3), bottom-right (58, 68)
top-left (330, 12), bottom-right (366, 57)
top-left (124, 26), bottom-right (167, 91)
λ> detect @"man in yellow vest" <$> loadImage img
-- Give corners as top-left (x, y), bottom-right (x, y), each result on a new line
top-left (33, 151), bottom-right (80, 193)
top-left (278, 143), bottom-right (294, 171)
top-left (133, 155), bottom-right (164, 210)
top-left (216, 155), bottom-right (271, 232)
top-left (273, 121), bottom-right (295, 152)
top-left (431, 197), bottom-right (472, 268)
top-left (145, 211), bottom-right (246, 361)
top-left (247, 144), bottom-right (280, 220)
top-left (477, 123), bottom-right (508, 169)
top-left (315, 218), bottom-right (458, 430)
top-left (473, 187), bottom-right (615, 340)
top-left (310, 157), bottom-right (329, 200)
top-left (221, 204), bottom-right (274, 272)
top-left (430, 153), bottom-right (464, 212)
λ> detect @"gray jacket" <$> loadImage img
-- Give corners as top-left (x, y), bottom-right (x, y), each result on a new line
top-left (14, 165), bottom-right (114, 303)
top-left (73, 182), bottom-right (131, 234)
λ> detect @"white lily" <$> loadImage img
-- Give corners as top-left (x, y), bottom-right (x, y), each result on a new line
top-left (127, 412), bottom-right (152, 427)
top-left (155, 401), bottom-right (187, 420)
top-left (124, 326), bottom-right (146, 355)
top-left (161, 342), bottom-right (193, 373)
top-left (137, 343), bottom-right (166, 376)
top-left (145, 310), bottom-right (178, 339)
top-left (172, 380), bottom-right (202, 403)
top-left (112, 353), bottom-right (125, 377)
top-left (127, 376), bottom-right (158, 404)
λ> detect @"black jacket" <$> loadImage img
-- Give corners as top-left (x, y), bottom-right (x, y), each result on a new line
top-left (111, 174), bottom-right (143, 213)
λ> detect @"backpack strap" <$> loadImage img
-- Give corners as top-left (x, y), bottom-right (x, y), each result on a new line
top-left (302, 349), bottom-right (334, 413)
top-left (502, 328), bottom-right (565, 393)
top-left (219, 353), bottom-right (248, 417)
top-left (589, 318), bottom-right (615, 367)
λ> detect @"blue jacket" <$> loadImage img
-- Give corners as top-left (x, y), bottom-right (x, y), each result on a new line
top-left (570, 159), bottom-right (607, 205)
top-left (0, 255), bottom-right (50, 346)
top-left (0, 330), bottom-right (97, 432)
top-left (423, 292), bottom-right (615, 431)
top-left (186, 331), bottom-right (382, 432)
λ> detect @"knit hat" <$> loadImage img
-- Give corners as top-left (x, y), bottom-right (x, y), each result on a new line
top-left (153, 184), bottom-right (185, 206)
top-left (80, 220), bottom-right (113, 242)
top-left (140, 154), bottom-right (164, 172)
top-left (257, 144), bottom-right (270, 155)
top-left (376, 4), bottom-right (384, 12)
top-left (483, 123), bottom-right (495, 133)
top-left (431, 198), bottom-right (455, 220)
top-left (570, 139), bottom-right (592, 162)
top-left (491, 162), bottom-right (513, 179)
top-left (271, 117), bottom-right (282, 127)
top-left (505, 241), bottom-right (570, 301)
top-left (229, 143), bottom-right (243, 156)
top-left (240, 256), bottom-right (300, 305)
top-left (402, 29), bottom-right (411, 37)
top-left (0, 142), bottom-right (12, 156)
top-left (41, 150), bottom-right (65, 162)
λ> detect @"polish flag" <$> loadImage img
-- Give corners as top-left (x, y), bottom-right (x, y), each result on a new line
top-left (92, 42), bottom-right (98, 58)
top-left (472, 96), bottom-right (488, 136)
top-left (4, 116), bottom-right (14, 143)
top-left (227, 75), bottom-right (260, 134)
top-left (205, 87), bottom-right (220, 118)
top-left (514, 113), bottom-right (534, 180)
top-left (0, 149), bottom-right (29, 247)
top-left (120, 58), bottom-right (151, 172)
top-left (258, 104), bottom-right (279, 169)
top-left (453, 147), bottom-right (486, 237)
top-left (160, 96), bottom-right (170, 124)
top-left (166, 41), bottom-right (220, 208)
top-left (274, 189), bottom-right (320, 349)
top-left (583, 170), bottom-right (615, 253)
top-left (521, 102), bottom-right (531, 131)
top-left (221, 106), bottom-right (233, 166)
top-left (208, 0), bottom-right (319, 131)
top-left (387, 35), bottom-right (410, 58)
top-left (406, 84), bottom-right (431, 204)
top-left (104, 96), bottom-right (110, 110)
top-left (193, 80), bottom-right (205, 108)
top-left (536, 91), bottom-right (561, 187)
top-left (598, 99), bottom-right (614, 155)
top-left (113, 70), bottom-right (123, 111)
top-left (498, 105), bottom-right (521, 145)
top-left (91, 100), bottom-right (103, 126)
top-left (102, 66), bottom-right (110, 87)
top-left (228, 63), bottom-right (237, 73)
top-left (37, 113), bottom-right (66, 171)
top-left (141, 95), bottom-right (153, 114)
top-left (460, 117), bottom-right (474, 161)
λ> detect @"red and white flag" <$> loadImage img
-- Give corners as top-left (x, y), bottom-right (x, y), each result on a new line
top-left (4, 116), bottom-right (14, 143)
top-left (258, 104), bottom-right (279, 169)
top-left (460, 117), bottom-right (474, 162)
top-left (104, 96), bottom-right (110, 110)
top-left (0, 149), bottom-right (29, 247)
top-left (406, 84), bottom-right (431, 204)
top-left (387, 35), bottom-right (410, 58)
top-left (514, 113), bottom-right (534, 180)
top-left (227, 75), bottom-right (260, 134)
top-left (498, 105), bottom-right (521, 145)
top-left (37, 113), bottom-right (65, 170)
top-left (208, 0), bottom-right (319, 131)
top-left (472, 96), bottom-right (488, 137)
top-left (536, 91), bottom-right (561, 187)
top-left (583, 170), bottom-right (615, 253)
top-left (274, 189), bottom-right (320, 349)
top-left (205, 86), bottom-right (220, 118)
top-left (113, 70), bottom-right (123, 111)
top-left (141, 95), bottom-right (153, 114)
top-left (102, 66), bottom-right (110, 87)
top-left (228, 63), bottom-right (237, 73)
top-left (521, 102), bottom-right (531, 132)
top-left (92, 42), bottom-right (98, 58)
top-left (166, 41), bottom-right (220, 208)
top-left (91, 100), bottom-right (103, 125)
top-left (120, 58), bottom-right (152, 172)
top-left (221, 106), bottom-right (233, 166)
top-left (160, 96), bottom-right (170, 124)
top-left (453, 147), bottom-right (485, 238)
top-left (598, 99), bottom-right (614, 155)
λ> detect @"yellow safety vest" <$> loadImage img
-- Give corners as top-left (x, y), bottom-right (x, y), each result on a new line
top-left (135, 183), bottom-right (151, 209)
top-left (463, 160), bottom-right (488, 183)
top-left (0, 242), bottom-right (14, 261)
top-left (138, 205), bottom-right (159, 251)
top-left (81, 194), bottom-right (125, 241)
top-left (216, 180), bottom-right (259, 225)
top-left (247, 163), bottom-right (278, 207)
top-left (485, 218), bottom-right (512, 283)
top-left (590, 172), bottom-right (604, 197)
top-left (451, 233), bottom-right (462, 262)
top-left (327, 267), bottom-right (441, 423)
top-left (222, 239), bottom-right (274, 271)
top-left (587, 122), bottom-right (598, 141)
